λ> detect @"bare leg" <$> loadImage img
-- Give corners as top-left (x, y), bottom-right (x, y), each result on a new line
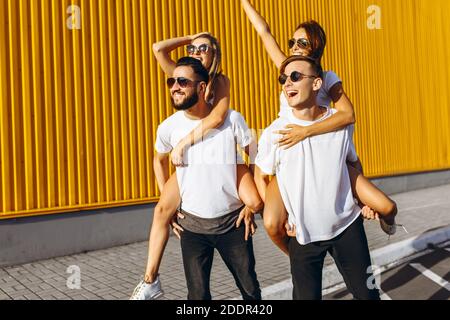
top-left (263, 177), bottom-right (289, 255)
top-left (144, 174), bottom-right (181, 283)
top-left (348, 165), bottom-right (397, 223)
top-left (237, 164), bottom-right (264, 213)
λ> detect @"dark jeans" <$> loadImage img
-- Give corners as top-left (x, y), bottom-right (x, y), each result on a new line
top-left (289, 216), bottom-right (380, 300)
top-left (180, 224), bottom-right (261, 300)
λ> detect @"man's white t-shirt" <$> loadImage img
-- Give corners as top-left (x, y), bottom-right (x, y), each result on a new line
top-left (256, 107), bottom-right (361, 245)
top-left (279, 71), bottom-right (342, 118)
top-left (155, 110), bottom-right (253, 219)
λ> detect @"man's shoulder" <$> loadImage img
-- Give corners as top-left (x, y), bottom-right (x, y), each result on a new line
top-left (158, 111), bottom-right (183, 130)
top-left (261, 117), bottom-right (288, 137)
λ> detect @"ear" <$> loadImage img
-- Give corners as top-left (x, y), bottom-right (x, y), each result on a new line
top-left (312, 77), bottom-right (323, 92)
top-left (198, 81), bottom-right (207, 95)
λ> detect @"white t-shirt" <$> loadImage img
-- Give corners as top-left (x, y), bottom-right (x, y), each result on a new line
top-left (279, 70), bottom-right (342, 118)
top-left (155, 110), bottom-right (253, 219)
top-left (255, 107), bottom-right (361, 245)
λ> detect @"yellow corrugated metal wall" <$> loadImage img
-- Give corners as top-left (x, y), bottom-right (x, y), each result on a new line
top-left (1, 0), bottom-right (449, 219)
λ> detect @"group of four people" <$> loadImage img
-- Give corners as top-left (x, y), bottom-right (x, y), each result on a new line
top-left (130, 0), bottom-right (398, 301)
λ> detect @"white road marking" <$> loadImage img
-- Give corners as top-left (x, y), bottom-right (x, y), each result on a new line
top-left (410, 263), bottom-right (450, 291)
top-left (379, 289), bottom-right (392, 300)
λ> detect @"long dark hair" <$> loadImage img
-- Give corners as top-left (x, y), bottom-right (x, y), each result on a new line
top-left (296, 20), bottom-right (327, 63)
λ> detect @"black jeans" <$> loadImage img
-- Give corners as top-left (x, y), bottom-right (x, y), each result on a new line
top-left (180, 224), bottom-right (261, 300)
top-left (289, 216), bottom-right (380, 300)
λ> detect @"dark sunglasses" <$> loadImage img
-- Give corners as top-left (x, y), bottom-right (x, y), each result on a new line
top-left (167, 77), bottom-right (200, 89)
top-left (288, 38), bottom-right (310, 49)
top-left (278, 71), bottom-right (317, 85)
top-left (186, 44), bottom-right (211, 55)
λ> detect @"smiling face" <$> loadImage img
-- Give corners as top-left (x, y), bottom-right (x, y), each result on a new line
top-left (282, 60), bottom-right (322, 109)
top-left (170, 66), bottom-right (203, 111)
top-left (189, 37), bottom-right (214, 71)
top-left (290, 28), bottom-right (312, 57)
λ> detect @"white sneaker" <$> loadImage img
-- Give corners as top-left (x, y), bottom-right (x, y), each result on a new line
top-left (130, 276), bottom-right (164, 300)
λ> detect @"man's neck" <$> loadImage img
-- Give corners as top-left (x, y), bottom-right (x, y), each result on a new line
top-left (184, 101), bottom-right (212, 120)
top-left (292, 103), bottom-right (327, 122)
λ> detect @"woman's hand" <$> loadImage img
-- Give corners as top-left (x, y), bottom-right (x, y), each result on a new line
top-left (171, 142), bottom-right (189, 167)
top-left (275, 124), bottom-right (310, 149)
top-left (191, 31), bottom-right (212, 41)
top-left (361, 206), bottom-right (380, 221)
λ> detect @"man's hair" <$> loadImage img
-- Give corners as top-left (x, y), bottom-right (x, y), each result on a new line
top-left (280, 55), bottom-right (323, 79)
top-left (296, 20), bottom-right (327, 63)
top-left (176, 57), bottom-right (210, 83)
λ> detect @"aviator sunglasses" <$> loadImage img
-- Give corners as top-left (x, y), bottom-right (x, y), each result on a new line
top-left (288, 38), bottom-right (310, 49)
top-left (167, 77), bottom-right (201, 89)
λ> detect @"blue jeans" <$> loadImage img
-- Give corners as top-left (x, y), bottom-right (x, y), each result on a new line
top-left (180, 224), bottom-right (261, 300)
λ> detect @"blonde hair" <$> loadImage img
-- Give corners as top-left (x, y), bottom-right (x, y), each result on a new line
top-left (193, 34), bottom-right (222, 99)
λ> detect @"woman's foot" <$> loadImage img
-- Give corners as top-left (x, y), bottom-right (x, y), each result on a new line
top-left (130, 275), bottom-right (164, 300)
top-left (379, 217), bottom-right (397, 236)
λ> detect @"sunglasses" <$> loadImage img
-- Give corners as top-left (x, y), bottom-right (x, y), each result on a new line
top-left (167, 77), bottom-right (200, 89)
top-left (186, 44), bottom-right (211, 55)
top-left (278, 71), bottom-right (317, 85)
top-left (288, 38), bottom-right (310, 49)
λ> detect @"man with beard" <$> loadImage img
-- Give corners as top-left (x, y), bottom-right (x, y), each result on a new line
top-left (153, 57), bottom-right (262, 300)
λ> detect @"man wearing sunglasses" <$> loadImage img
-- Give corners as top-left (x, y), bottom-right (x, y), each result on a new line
top-left (154, 57), bottom-right (261, 300)
top-left (254, 55), bottom-right (380, 300)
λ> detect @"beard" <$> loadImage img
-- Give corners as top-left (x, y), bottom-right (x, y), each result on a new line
top-left (171, 91), bottom-right (199, 111)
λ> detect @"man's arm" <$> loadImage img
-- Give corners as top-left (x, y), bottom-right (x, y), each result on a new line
top-left (153, 152), bottom-right (171, 192)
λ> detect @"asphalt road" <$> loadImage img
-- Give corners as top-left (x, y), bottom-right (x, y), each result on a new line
top-left (324, 243), bottom-right (450, 300)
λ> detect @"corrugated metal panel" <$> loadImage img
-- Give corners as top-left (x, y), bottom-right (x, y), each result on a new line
top-left (1, 0), bottom-right (449, 219)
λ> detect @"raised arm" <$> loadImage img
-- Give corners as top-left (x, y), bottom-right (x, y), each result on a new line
top-left (152, 32), bottom-right (208, 76)
top-left (241, 0), bottom-right (287, 69)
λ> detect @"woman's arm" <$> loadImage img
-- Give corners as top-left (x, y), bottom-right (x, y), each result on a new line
top-left (277, 83), bottom-right (356, 148)
top-left (152, 32), bottom-right (209, 76)
top-left (171, 76), bottom-right (231, 166)
top-left (241, 0), bottom-right (287, 69)
top-left (307, 83), bottom-right (356, 135)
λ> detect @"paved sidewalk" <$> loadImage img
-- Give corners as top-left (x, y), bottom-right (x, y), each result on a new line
top-left (1, 184), bottom-right (450, 300)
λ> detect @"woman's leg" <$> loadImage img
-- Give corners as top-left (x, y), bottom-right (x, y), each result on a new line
top-left (237, 164), bottom-right (263, 213)
top-left (144, 174), bottom-right (181, 283)
top-left (263, 177), bottom-right (290, 255)
top-left (348, 165), bottom-right (397, 223)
